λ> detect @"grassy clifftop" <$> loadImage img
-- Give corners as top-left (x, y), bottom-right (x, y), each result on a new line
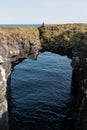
top-left (39, 24), bottom-right (87, 55)
top-left (39, 23), bottom-right (87, 43)
top-left (0, 26), bottom-right (40, 45)
top-left (0, 24), bottom-right (87, 53)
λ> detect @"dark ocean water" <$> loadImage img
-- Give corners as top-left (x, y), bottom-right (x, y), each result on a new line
top-left (0, 24), bottom-right (41, 27)
top-left (9, 52), bottom-right (76, 130)
top-left (0, 24), bottom-right (54, 28)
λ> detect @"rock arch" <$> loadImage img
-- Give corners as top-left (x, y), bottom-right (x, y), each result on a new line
top-left (0, 24), bottom-right (87, 130)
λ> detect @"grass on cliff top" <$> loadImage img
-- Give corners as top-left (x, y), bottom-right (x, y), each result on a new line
top-left (0, 26), bottom-right (40, 44)
top-left (39, 23), bottom-right (87, 39)
top-left (38, 24), bottom-right (87, 52)
top-left (0, 24), bottom-right (87, 45)
top-left (39, 24), bottom-right (87, 45)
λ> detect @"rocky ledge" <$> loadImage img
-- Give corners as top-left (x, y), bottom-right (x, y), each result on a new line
top-left (0, 24), bottom-right (87, 130)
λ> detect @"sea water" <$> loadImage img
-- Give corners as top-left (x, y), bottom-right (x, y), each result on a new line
top-left (9, 52), bottom-right (76, 130)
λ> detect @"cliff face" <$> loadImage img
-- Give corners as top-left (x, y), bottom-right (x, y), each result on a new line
top-left (0, 27), bottom-right (40, 130)
top-left (0, 24), bottom-right (87, 130)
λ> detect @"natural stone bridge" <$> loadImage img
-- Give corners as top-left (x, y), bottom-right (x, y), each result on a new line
top-left (0, 24), bottom-right (87, 130)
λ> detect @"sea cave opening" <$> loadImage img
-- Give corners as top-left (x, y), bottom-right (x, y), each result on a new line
top-left (8, 52), bottom-right (77, 130)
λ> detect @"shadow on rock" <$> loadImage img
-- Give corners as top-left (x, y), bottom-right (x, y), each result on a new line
top-left (0, 112), bottom-right (9, 130)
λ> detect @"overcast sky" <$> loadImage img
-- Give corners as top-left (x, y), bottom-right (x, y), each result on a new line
top-left (0, 0), bottom-right (87, 24)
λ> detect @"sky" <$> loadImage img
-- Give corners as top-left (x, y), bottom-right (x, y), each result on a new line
top-left (0, 0), bottom-right (87, 24)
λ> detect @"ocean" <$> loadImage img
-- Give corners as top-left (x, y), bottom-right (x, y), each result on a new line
top-left (0, 24), bottom-right (41, 27)
top-left (9, 52), bottom-right (76, 130)
top-left (0, 24), bottom-right (53, 27)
